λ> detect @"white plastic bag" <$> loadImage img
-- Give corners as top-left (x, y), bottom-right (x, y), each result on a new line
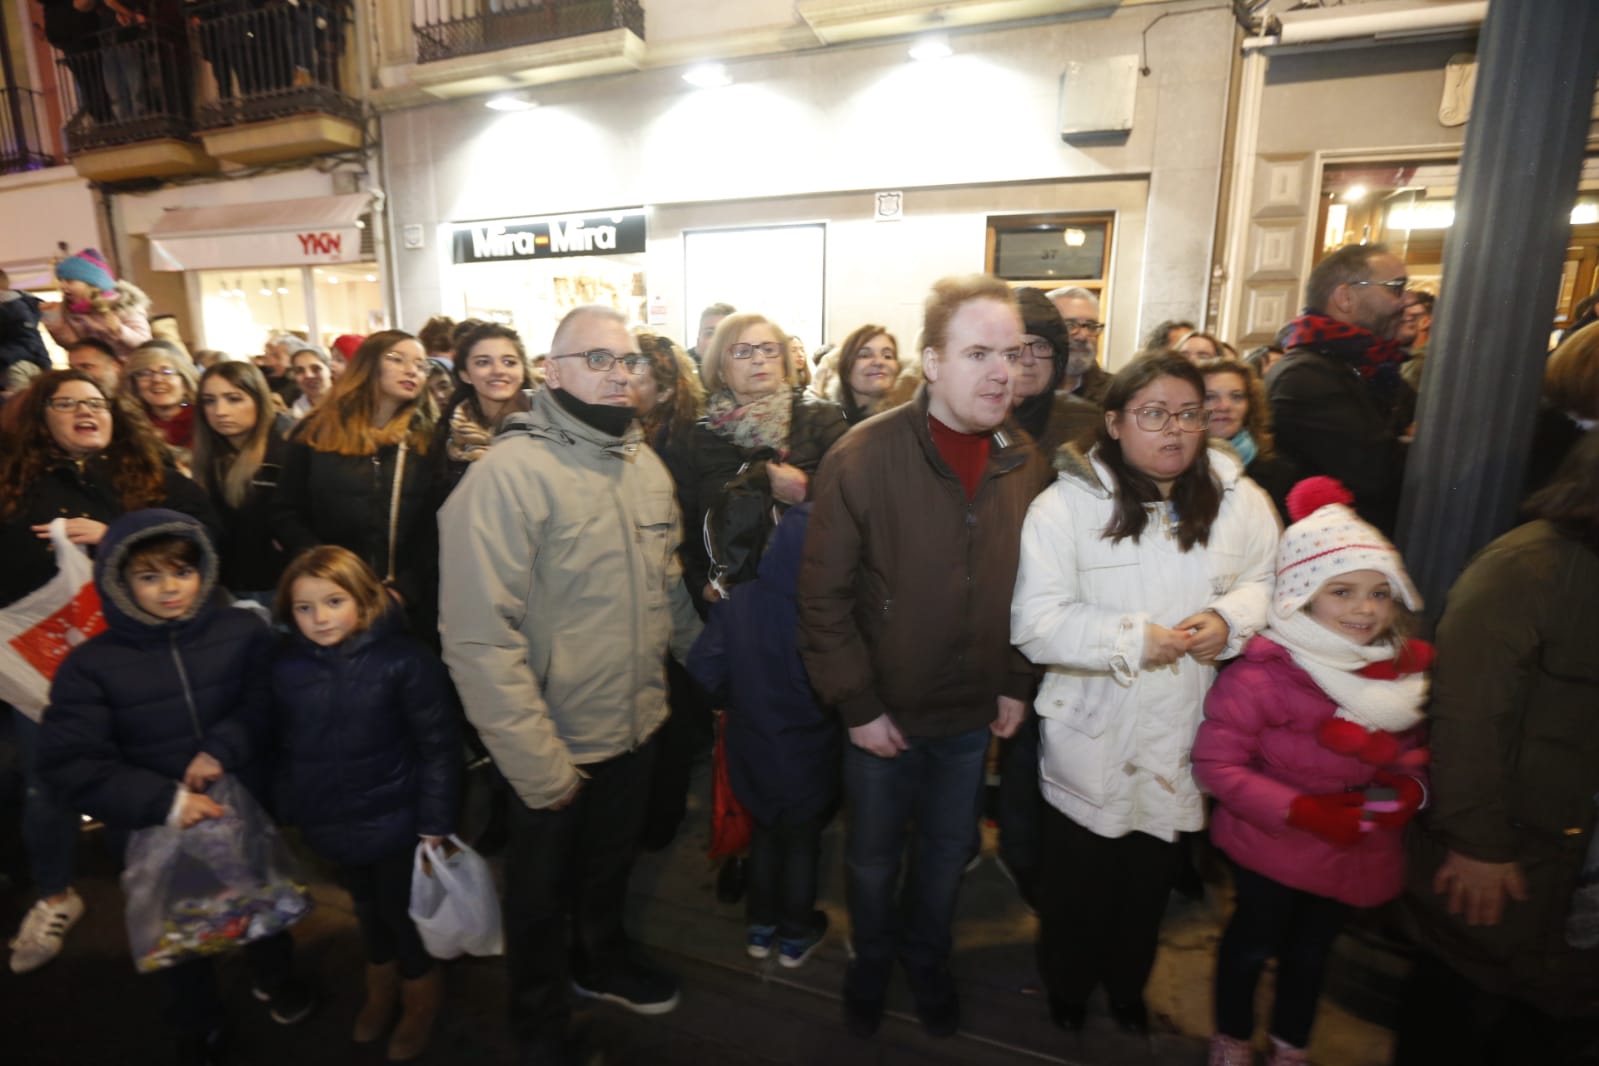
top-left (407, 835), bottom-right (503, 959)
top-left (0, 519), bottom-right (106, 721)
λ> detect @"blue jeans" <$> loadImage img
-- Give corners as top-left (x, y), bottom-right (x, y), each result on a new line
top-left (843, 725), bottom-right (988, 1001)
top-left (12, 707), bottom-right (77, 898)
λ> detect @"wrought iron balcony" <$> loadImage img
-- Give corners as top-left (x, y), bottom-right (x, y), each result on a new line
top-left (413, 0), bottom-right (645, 64)
top-left (0, 88), bottom-right (56, 174)
top-left (190, 0), bottom-right (360, 130)
top-left (55, 24), bottom-right (195, 153)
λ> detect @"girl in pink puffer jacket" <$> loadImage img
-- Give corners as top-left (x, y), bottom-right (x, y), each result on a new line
top-left (1194, 478), bottom-right (1431, 1066)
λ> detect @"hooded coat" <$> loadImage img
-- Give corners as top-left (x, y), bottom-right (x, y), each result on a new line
top-left (42, 279), bottom-right (152, 362)
top-left (0, 289), bottom-right (50, 374)
top-left (37, 510), bottom-right (274, 829)
top-left (269, 609), bottom-right (461, 866)
top-left (687, 504), bottom-right (840, 825)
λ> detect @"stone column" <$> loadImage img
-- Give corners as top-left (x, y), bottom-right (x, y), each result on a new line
top-left (1396, 0), bottom-right (1599, 619)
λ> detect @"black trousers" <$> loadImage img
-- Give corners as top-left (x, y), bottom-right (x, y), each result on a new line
top-left (159, 931), bottom-right (294, 1035)
top-left (1037, 805), bottom-right (1179, 1010)
top-left (1214, 863), bottom-right (1350, 1048)
top-left (1393, 951), bottom-right (1599, 1066)
top-left (996, 713), bottom-right (1043, 901)
top-left (334, 844), bottom-right (433, 980)
top-left (639, 658), bottom-right (711, 851)
top-left (503, 736), bottom-right (657, 1044)
top-left (746, 810), bottom-right (828, 939)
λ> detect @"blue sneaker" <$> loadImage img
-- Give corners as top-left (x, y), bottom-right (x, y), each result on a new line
top-left (778, 912), bottom-right (829, 969)
top-left (746, 924), bottom-right (777, 959)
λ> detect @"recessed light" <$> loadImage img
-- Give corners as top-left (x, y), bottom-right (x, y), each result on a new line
top-left (1342, 184), bottom-right (1368, 203)
top-left (683, 63), bottom-right (731, 89)
top-left (485, 92), bottom-right (538, 112)
top-left (908, 35), bottom-right (952, 61)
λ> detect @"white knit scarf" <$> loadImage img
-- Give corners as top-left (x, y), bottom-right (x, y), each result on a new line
top-left (1267, 608), bottom-right (1427, 733)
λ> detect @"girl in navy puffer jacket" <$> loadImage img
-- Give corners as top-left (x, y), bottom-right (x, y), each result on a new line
top-left (271, 545), bottom-right (460, 1062)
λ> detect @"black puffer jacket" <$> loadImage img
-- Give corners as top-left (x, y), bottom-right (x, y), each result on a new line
top-left (0, 290), bottom-right (49, 375)
top-left (674, 386), bottom-right (847, 610)
top-left (210, 414), bottom-right (294, 596)
top-left (37, 510), bottom-right (274, 829)
top-left (269, 610), bottom-right (460, 866)
top-left (0, 453), bottom-right (218, 608)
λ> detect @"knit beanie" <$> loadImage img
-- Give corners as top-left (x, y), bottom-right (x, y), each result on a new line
top-left (1015, 287), bottom-right (1069, 369)
top-left (331, 334), bottom-right (364, 361)
top-left (1274, 477), bottom-right (1421, 617)
top-left (55, 248), bottom-right (116, 292)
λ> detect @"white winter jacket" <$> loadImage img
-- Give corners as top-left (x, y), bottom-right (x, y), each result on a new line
top-left (1011, 444), bottom-right (1279, 841)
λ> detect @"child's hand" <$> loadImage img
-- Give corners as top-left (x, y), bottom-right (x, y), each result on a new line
top-left (183, 752), bottom-right (223, 791)
top-left (1141, 623), bottom-right (1193, 668)
top-left (178, 791), bottom-right (226, 828)
top-left (1287, 791), bottom-right (1365, 846)
top-left (1174, 610), bottom-right (1229, 661)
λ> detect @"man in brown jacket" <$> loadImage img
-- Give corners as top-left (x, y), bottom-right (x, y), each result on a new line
top-left (799, 275), bottom-right (1045, 1040)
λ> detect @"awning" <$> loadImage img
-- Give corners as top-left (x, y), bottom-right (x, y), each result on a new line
top-left (148, 193), bottom-right (371, 271)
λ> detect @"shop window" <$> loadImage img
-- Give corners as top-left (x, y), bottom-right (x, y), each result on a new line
top-left (198, 265), bottom-right (383, 360)
top-left (986, 213), bottom-right (1112, 297)
top-left (683, 223), bottom-right (826, 354)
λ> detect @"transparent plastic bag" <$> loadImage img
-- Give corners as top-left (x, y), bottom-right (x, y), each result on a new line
top-left (408, 835), bottom-right (503, 959)
top-left (121, 776), bottom-right (313, 974)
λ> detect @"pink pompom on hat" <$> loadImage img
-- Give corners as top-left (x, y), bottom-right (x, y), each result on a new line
top-left (54, 248), bottom-right (117, 293)
top-left (1273, 477), bottom-right (1422, 618)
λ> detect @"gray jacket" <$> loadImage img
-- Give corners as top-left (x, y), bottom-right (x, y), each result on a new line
top-left (438, 388), bottom-right (702, 808)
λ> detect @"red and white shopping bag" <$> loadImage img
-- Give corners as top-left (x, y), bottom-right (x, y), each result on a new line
top-left (0, 519), bottom-right (106, 721)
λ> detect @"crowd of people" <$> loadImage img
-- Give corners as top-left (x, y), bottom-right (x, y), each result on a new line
top-left (0, 242), bottom-right (1596, 1066)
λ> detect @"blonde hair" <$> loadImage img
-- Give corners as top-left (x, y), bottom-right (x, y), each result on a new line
top-left (275, 545), bottom-right (388, 637)
top-left (700, 312), bottom-right (791, 395)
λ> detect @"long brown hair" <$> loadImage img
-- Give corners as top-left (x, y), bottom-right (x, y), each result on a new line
top-left (1094, 353), bottom-right (1221, 551)
top-left (834, 323), bottom-right (900, 424)
top-left (0, 370), bottom-right (169, 520)
top-left (296, 330), bottom-right (435, 456)
top-left (448, 322), bottom-right (533, 428)
top-left (192, 361), bottom-right (279, 509)
top-left (635, 330), bottom-right (704, 447)
top-left (1200, 358), bottom-right (1276, 458)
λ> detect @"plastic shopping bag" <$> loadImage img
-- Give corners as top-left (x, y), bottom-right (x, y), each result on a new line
top-left (0, 519), bottom-right (106, 721)
top-left (708, 715), bottom-right (751, 861)
top-left (408, 835), bottom-right (503, 959)
top-left (122, 776), bottom-right (313, 974)
top-left (1566, 795), bottom-right (1599, 949)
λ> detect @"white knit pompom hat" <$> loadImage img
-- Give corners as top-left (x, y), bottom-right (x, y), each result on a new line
top-left (1273, 477), bottom-right (1422, 618)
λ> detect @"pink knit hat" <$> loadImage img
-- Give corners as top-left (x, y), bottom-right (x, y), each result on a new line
top-left (1273, 477), bottom-right (1421, 617)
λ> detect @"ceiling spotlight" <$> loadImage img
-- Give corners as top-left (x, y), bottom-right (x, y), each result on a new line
top-left (683, 63), bottom-right (731, 89)
top-left (1341, 184), bottom-right (1368, 203)
top-left (485, 92), bottom-right (538, 112)
top-left (908, 35), bottom-right (952, 61)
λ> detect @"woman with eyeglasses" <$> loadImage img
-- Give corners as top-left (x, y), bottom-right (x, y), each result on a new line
top-left (677, 312), bottom-right (848, 609)
top-left (1201, 358), bottom-right (1300, 522)
top-left (192, 360), bottom-right (297, 602)
top-left (273, 331), bottom-right (440, 637)
top-left (0, 369), bottom-right (216, 975)
top-left (1011, 352), bottom-right (1278, 1036)
top-left (430, 322), bottom-right (535, 505)
top-left (1011, 289), bottom-right (1105, 459)
top-left (124, 340), bottom-right (201, 453)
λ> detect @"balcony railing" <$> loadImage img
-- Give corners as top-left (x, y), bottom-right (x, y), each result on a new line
top-left (413, 0), bottom-right (645, 63)
top-left (190, 0), bottom-right (360, 129)
top-left (0, 88), bottom-right (56, 174)
top-left (52, 3), bottom-right (360, 156)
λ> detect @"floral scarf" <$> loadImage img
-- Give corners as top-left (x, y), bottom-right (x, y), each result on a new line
top-left (703, 387), bottom-right (792, 454)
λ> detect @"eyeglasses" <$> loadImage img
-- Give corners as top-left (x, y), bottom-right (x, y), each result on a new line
top-left (1062, 319), bottom-right (1105, 336)
top-left (382, 351), bottom-right (431, 374)
top-left (47, 396), bottom-right (111, 413)
top-left (130, 366), bottom-right (178, 381)
top-left (1127, 406), bottom-right (1210, 433)
top-left (552, 349), bottom-right (651, 375)
top-left (1348, 277), bottom-right (1409, 296)
top-left (1019, 339), bottom-right (1054, 360)
top-left (727, 342), bottom-right (785, 361)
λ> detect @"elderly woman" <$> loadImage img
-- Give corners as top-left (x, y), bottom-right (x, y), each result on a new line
top-left (124, 340), bottom-right (200, 452)
top-left (193, 360), bottom-right (296, 601)
top-left (273, 330), bottom-right (439, 636)
top-left (0, 369), bottom-right (215, 976)
top-left (1200, 358), bottom-right (1299, 522)
top-left (830, 324), bottom-right (901, 426)
top-left (288, 346), bottom-right (334, 419)
top-left (1012, 352), bottom-right (1278, 1035)
top-left (430, 323), bottom-right (535, 503)
top-left (679, 312), bottom-right (848, 606)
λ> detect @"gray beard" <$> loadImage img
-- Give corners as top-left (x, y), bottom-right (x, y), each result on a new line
top-left (1065, 344), bottom-right (1096, 378)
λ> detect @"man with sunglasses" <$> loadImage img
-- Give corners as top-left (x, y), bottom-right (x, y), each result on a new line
top-left (1267, 242), bottom-right (1416, 534)
top-left (439, 305), bottom-right (703, 1064)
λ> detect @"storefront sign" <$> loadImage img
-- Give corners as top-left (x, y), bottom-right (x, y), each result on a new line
top-left (148, 193), bottom-right (372, 272)
top-left (451, 211), bottom-right (647, 264)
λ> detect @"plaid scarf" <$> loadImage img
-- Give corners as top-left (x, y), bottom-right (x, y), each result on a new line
top-left (1276, 312), bottom-right (1407, 399)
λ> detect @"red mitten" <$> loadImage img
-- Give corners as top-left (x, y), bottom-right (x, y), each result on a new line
top-left (1287, 791), bottom-right (1365, 846)
top-left (1395, 746), bottom-right (1430, 770)
top-left (1365, 769), bottom-right (1424, 828)
top-left (1316, 717), bottom-right (1400, 765)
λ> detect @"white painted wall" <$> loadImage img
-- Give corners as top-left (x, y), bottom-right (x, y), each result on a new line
top-left (0, 167), bottom-right (106, 286)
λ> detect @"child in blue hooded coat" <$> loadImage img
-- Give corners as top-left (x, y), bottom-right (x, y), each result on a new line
top-left (688, 503), bottom-right (841, 968)
top-left (38, 508), bottom-right (311, 1065)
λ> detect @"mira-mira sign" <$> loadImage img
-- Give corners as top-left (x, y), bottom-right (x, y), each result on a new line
top-left (450, 211), bottom-right (646, 264)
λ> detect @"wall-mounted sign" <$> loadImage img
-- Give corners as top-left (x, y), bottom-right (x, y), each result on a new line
top-left (451, 210), bottom-right (647, 265)
top-left (402, 224), bottom-right (425, 250)
top-left (874, 191), bottom-right (903, 222)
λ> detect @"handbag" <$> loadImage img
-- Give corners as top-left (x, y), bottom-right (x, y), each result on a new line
top-left (708, 714), bottom-right (752, 861)
top-left (0, 518), bottom-right (107, 721)
top-left (407, 835), bottom-right (503, 959)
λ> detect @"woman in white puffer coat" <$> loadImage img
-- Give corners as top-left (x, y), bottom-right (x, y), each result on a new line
top-left (1011, 352), bottom-right (1279, 1036)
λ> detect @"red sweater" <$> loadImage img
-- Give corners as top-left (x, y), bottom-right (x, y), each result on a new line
top-left (928, 415), bottom-right (989, 500)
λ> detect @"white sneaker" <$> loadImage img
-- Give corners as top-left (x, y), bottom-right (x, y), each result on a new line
top-left (8, 889), bottom-right (85, 974)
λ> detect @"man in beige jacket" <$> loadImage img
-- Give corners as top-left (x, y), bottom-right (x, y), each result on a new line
top-left (439, 305), bottom-right (702, 1065)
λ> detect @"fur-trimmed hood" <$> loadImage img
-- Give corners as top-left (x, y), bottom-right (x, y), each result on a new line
top-left (1050, 439), bottom-right (1247, 499)
top-left (94, 508), bottom-right (222, 640)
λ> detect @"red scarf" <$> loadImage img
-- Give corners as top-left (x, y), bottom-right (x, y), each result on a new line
top-left (1276, 312), bottom-right (1407, 399)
